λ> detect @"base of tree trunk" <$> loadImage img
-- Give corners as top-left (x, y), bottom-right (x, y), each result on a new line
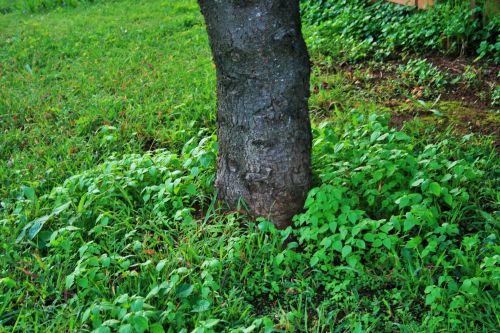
top-left (199, 0), bottom-right (312, 229)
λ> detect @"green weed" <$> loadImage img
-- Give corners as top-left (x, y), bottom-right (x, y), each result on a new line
top-left (1, 0), bottom-right (499, 332)
top-left (397, 59), bottom-right (449, 98)
top-left (301, 0), bottom-right (500, 63)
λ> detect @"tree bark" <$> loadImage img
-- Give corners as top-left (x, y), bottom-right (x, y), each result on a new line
top-left (198, 0), bottom-right (312, 229)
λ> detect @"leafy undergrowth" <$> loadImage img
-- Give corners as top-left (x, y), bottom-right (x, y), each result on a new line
top-left (1, 112), bottom-right (498, 332)
top-left (308, 58), bottom-right (500, 146)
top-left (301, 0), bottom-right (500, 64)
top-left (302, 0), bottom-right (500, 122)
top-left (1, 0), bottom-right (499, 331)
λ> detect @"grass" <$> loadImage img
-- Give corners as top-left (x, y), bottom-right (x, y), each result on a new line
top-left (0, 0), bottom-right (214, 199)
top-left (1, 0), bottom-right (499, 332)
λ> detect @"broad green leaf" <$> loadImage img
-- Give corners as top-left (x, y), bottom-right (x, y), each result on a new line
top-left (146, 285), bottom-right (160, 300)
top-left (377, 133), bottom-right (389, 141)
top-left (370, 131), bottom-right (381, 142)
top-left (101, 256), bottom-right (111, 268)
top-left (192, 299), bottom-right (210, 313)
top-left (333, 240), bottom-right (343, 252)
top-left (150, 323), bottom-right (165, 333)
top-left (1, 277), bottom-right (17, 288)
top-left (65, 273), bottom-right (75, 289)
top-left (52, 201), bottom-right (71, 215)
top-left (203, 319), bottom-right (220, 328)
top-left (310, 255), bottom-right (319, 267)
top-left (443, 193), bottom-right (453, 206)
top-left (341, 245), bottom-right (352, 258)
top-left (118, 324), bottom-right (133, 333)
top-left (428, 182), bottom-right (441, 196)
top-left (411, 179), bottom-right (424, 187)
top-left (356, 239), bottom-right (366, 249)
top-left (382, 237), bottom-right (392, 250)
top-left (406, 236), bottom-right (422, 249)
top-left (258, 220), bottom-right (275, 232)
top-left (77, 277), bottom-right (89, 288)
top-left (275, 253), bottom-right (284, 266)
top-left (102, 319), bottom-right (120, 327)
top-left (176, 284), bottom-right (193, 298)
top-left (93, 327), bottom-right (111, 333)
top-left (396, 195), bottom-right (410, 209)
top-left (156, 259), bottom-right (167, 272)
top-left (115, 294), bottom-right (129, 304)
top-left (131, 299), bottom-right (144, 312)
top-left (347, 256), bottom-right (358, 268)
top-left (132, 315), bottom-right (149, 333)
top-left (28, 215), bottom-right (52, 239)
top-left (403, 218), bottom-right (415, 232)
top-left (15, 226), bottom-right (27, 243)
top-left (22, 186), bottom-right (36, 201)
top-left (363, 233), bottom-right (375, 242)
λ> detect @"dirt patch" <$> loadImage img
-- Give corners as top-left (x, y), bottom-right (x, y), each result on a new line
top-left (434, 101), bottom-right (500, 138)
top-left (313, 54), bottom-right (499, 145)
top-left (141, 136), bottom-right (161, 152)
top-left (390, 101), bottom-right (500, 147)
top-left (389, 110), bottom-right (418, 129)
top-left (349, 55), bottom-right (498, 109)
top-left (424, 55), bottom-right (499, 108)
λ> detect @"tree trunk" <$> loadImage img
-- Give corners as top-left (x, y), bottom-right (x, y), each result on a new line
top-left (198, 0), bottom-right (312, 229)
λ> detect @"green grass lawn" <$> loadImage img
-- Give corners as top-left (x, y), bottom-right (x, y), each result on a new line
top-left (1, 1), bottom-right (499, 332)
top-left (0, 0), bottom-right (215, 199)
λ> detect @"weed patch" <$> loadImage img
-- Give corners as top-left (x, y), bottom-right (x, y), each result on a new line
top-left (1, 0), bottom-right (498, 331)
top-left (302, 0), bottom-right (500, 63)
top-left (2, 112), bottom-right (498, 331)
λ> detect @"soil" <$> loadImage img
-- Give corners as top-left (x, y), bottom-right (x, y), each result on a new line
top-left (389, 102), bottom-right (500, 147)
top-left (367, 55), bottom-right (498, 109)
top-left (315, 54), bottom-right (500, 146)
top-left (423, 54), bottom-right (499, 109)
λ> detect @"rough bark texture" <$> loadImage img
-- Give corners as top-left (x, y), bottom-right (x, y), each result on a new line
top-left (198, 0), bottom-right (312, 229)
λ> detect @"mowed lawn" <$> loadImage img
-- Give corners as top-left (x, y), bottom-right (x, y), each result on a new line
top-left (0, 0), bottom-right (215, 198)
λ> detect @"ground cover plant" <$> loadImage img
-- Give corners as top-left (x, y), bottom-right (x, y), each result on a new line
top-left (303, 0), bottom-right (500, 145)
top-left (301, 0), bottom-right (500, 63)
top-left (1, 0), bottom-right (499, 332)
